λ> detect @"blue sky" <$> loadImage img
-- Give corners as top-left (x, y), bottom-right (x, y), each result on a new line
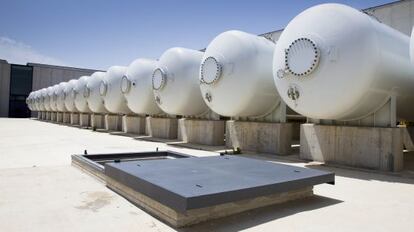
top-left (0, 0), bottom-right (395, 70)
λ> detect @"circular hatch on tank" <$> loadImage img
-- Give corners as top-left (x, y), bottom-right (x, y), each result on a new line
top-left (285, 38), bottom-right (320, 77)
top-left (200, 56), bottom-right (222, 84)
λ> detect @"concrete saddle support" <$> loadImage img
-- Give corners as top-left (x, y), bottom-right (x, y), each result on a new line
top-left (145, 116), bottom-right (178, 139)
top-left (225, 101), bottom-right (298, 155)
top-left (122, 115), bottom-right (146, 135)
top-left (70, 113), bottom-right (80, 125)
top-left (177, 118), bottom-right (225, 146)
top-left (303, 97), bottom-right (411, 172)
top-left (104, 114), bottom-right (123, 132)
top-left (91, 114), bottom-right (105, 130)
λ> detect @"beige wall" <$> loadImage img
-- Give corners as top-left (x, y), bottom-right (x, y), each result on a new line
top-left (30, 64), bottom-right (99, 91)
top-left (29, 64), bottom-right (99, 117)
top-left (365, 0), bottom-right (414, 36)
top-left (0, 60), bottom-right (11, 117)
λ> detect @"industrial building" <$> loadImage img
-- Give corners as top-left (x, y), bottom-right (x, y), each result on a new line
top-left (0, 60), bottom-right (99, 117)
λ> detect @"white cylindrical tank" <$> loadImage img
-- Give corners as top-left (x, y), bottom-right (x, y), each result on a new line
top-left (153, 47), bottom-right (208, 116)
top-left (86, 72), bottom-right (108, 114)
top-left (74, 76), bottom-right (92, 113)
top-left (49, 85), bottom-right (59, 112)
top-left (100, 66), bottom-right (132, 114)
top-left (56, 82), bottom-right (68, 112)
top-left (39, 88), bottom-right (47, 112)
top-left (122, 59), bottom-right (163, 115)
top-left (43, 87), bottom-right (52, 112)
top-left (410, 27), bottom-right (414, 64)
top-left (200, 30), bottom-right (279, 117)
top-left (64, 79), bottom-right (79, 113)
top-left (33, 91), bottom-right (40, 112)
top-left (26, 92), bottom-right (34, 111)
top-left (273, 3), bottom-right (414, 121)
top-left (35, 89), bottom-right (42, 111)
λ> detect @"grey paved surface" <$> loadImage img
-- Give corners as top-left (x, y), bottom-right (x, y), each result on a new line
top-left (1, 118), bottom-right (414, 232)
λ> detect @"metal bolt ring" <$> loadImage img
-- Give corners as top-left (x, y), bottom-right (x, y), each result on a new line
top-left (285, 37), bottom-right (320, 77)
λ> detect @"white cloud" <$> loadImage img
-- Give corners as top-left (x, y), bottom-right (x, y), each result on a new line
top-left (0, 36), bottom-right (67, 66)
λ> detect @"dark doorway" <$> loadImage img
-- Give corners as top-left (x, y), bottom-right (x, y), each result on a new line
top-left (8, 65), bottom-right (33, 118)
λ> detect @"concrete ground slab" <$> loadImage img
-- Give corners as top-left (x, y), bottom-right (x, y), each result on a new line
top-left (1, 118), bottom-right (414, 231)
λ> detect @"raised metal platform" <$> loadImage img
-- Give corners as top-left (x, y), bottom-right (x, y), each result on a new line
top-left (105, 155), bottom-right (334, 212)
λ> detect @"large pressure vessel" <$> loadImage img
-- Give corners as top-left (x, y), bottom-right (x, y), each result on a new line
top-left (39, 88), bottom-right (47, 112)
top-left (56, 82), bottom-right (68, 112)
top-left (36, 90), bottom-right (43, 112)
top-left (64, 79), bottom-right (79, 113)
top-left (122, 59), bottom-right (163, 115)
top-left (43, 88), bottom-right (52, 112)
top-left (33, 91), bottom-right (40, 112)
top-left (273, 4), bottom-right (414, 121)
top-left (410, 28), bottom-right (414, 64)
top-left (26, 92), bottom-right (33, 111)
top-left (153, 47), bottom-right (208, 116)
top-left (100, 66), bottom-right (132, 114)
top-left (74, 76), bottom-right (92, 113)
top-left (86, 72), bottom-right (108, 114)
top-left (200, 30), bottom-right (279, 117)
top-left (49, 84), bottom-right (59, 111)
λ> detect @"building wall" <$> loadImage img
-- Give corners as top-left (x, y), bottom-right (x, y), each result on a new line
top-left (28, 63), bottom-right (99, 117)
top-left (0, 61), bottom-right (99, 117)
top-left (29, 63), bottom-right (100, 91)
top-left (0, 60), bottom-right (11, 117)
top-left (365, 0), bottom-right (414, 36)
top-left (262, 0), bottom-right (414, 42)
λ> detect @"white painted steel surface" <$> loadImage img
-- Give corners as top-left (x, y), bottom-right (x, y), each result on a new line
top-left (74, 76), bottom-right (91, 113)
top-left (49, 85), bottom-right (59, 112)
top-left (33, 91), bottom-right (40, 112)
top-left (86, 72), bottom-right (108, 114)
top-left (100, 66), bottom-right (132, 114)
top-left (200, 30), bottom-right (279, 117)
top-left (153, 47), bottom-right (208, 116)
top-left (273, 4), bottom-right (414, 121)
top-left (122, 59), bottom-right (162, 115)
top-left (64, 79), bottom-right (79, 113)
top-left (56, 82), bottom-right (68, 112)
top-left (43, 87), bottom-right (53, 112)
top-left (26, 92), bottom-right (34, 111)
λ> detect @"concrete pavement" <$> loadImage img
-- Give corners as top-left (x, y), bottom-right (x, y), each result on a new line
top-left (0, 118), bottom-right (414, 232)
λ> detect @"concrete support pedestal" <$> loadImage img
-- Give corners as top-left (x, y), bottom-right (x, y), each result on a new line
top-left (42, 112), bottom-right (47, 120)
top-left (226, 120), bottom-right (293, 155)
top-left (300, 123), bottom-right (404, 172)
top-left (70, 113), bottom-right (80, 125)
top-left (37, 112), bottom-right (42, 120)
top-left (63, 112), bottom-right (70, 124)
top-left (178, 118), bottom-right (225, 145)
top-left (105, 114), bottom-right (123, 131)
top-left (51, 112), bottom-right (57, 122)
top-left (46, 112), bottom-right (51, 121)
top-left (56, 112), bottom-right (63, 123)
top-left (122, 115), bottom-right (145, 134)
top-left (91, 114), bottom-right (105, 130)
top-left (145, 117), bottom-right (178, 139)
top-left (79, 113), bottom-right (91, 127)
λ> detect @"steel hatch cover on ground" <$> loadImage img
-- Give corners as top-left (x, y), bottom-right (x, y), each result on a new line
top-left (105, 155), bottom-right (334, 212)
